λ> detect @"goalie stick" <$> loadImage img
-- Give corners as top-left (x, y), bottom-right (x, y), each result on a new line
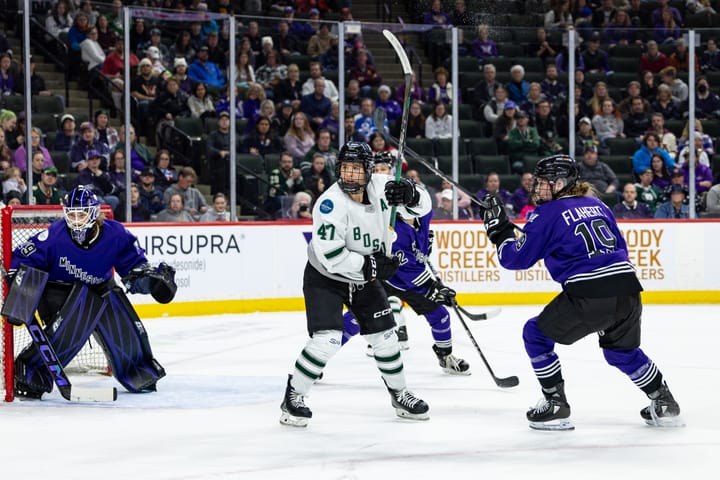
top-left (382, 29), bottom-right (413, 254)
top-left (2, 265), bottom-right (117, 402)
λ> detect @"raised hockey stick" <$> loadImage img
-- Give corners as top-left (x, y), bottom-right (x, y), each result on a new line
top-left (382, 29), bottom-right (413, 253)
top-left (2, 265), bottom-right (117, 402)
top-left (450, 299), bottom-right (519, 389)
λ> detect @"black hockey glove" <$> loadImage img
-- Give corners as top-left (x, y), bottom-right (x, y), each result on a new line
top-left (363, 254), bottom-right (400, 282)
top-left (423, 279), bottom-right (456, 306)
top-left (385, 178), bottom-right (420, 207)
top-left (122, 262), bottom-right (177, 304)
top-left (479, 193), bottom-right (516, 246)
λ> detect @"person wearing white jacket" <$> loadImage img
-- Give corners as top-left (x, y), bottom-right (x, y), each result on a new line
top-left (425, 102), bottom-right (453, 139)
top-left (80, 27), bottom-right (106, 71)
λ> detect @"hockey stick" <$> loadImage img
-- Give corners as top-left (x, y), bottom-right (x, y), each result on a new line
top-left (2, 265), bottom-right (117, 402)
top-left (382, 29), bottom-right (413, 254)
top-left (450, 299), bottom-right (519, 388)
top-left (455, 304), bottom-right (502, 321)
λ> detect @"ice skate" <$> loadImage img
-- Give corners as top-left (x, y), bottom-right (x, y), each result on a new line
top-left (279, 375), bottom-right (312, 427)
top-left (13, 379), bottom-right (46, 400)
top-left (397, 325), bottom-right (409, 350)
top-left (384, 380), bottom-right (430, 420)
top-left (641, 382), bottom-right (684, 427)
top-left (433, 345), bottom-right (470, 375)
top-left (527, 382), bottom-right (574, 431)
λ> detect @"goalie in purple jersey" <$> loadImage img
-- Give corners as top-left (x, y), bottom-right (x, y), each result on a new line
top-left (9, 186), bottom-right (176, 399)
top-left (478, 154), bottom-right (682, 430)
top-left (342, 152), bottom-right (470, 374)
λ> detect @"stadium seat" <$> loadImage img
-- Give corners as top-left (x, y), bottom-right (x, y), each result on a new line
top-left (174, 117), bottom-right (204, 140)
top-left (2, 95), bottom-right (25, 114)
top-left (459, 120), bottom-right (484, 138)
top-left (436, 155), bottom-right (474, 174)
top-left (606, 138), bottom-right (640, 156)
top-left (664, 119), bottom-right (685, 137)
top-left (50, 150), bottom-right (70, 174)
top-left (32, 95), bottom-right (64, 115)
top-left (609, 57), bottom-right (640, 75)
top-left (601, 155), bottom-right (633, 175)
top-left (609, 45), bottom-right (643, 58)
top-left (701, 119), bottom-right (720, 139)
top-left (496, 43), bottom-right (524, 58)
top-left (474, 155), bottom-right (510, 175)
top-left (468, 137), bottom-right (498, 156)
top-left (406, 138), bottom-right (434, 157)
top-left (32, 113), bottom-right (58, 136)
top-left (236, 154), bottom-right (266, 175)
top-left (434, 138), bottom-right (467, 156)
top-left (458, 173), bottom-right (486, 195)
top-left (500, 173), bottom-right (520, 193)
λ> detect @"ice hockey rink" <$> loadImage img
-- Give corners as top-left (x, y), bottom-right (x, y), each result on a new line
top-left (1, 304), bottom-right (717, 479)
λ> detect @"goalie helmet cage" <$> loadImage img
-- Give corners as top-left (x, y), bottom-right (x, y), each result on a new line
top-left (1, 205), bottom-right (114, 402)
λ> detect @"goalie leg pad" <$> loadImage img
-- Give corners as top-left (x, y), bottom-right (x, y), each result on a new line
top-left (15, 283), bottom-right (107, 396)
top-left (94, 287), bottom-right (166, 393)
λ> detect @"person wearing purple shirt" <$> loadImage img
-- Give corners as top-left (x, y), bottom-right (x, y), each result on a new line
top-left (612, 183), bottom-right (653, 219)
top-left (395, 73), bottom-right (426, 104)
top-left (375, 85), bottom-right (402, 121)
top-left (423, 0), bottom-right (451, 25)
top-left (10, 186), bottom-right (173, 399)
top-left (478, 154), bottom-right (681, 430)
top-left (341, 209), bottom-right (471, 375)
top-left (680, 159), bottom-right (714, 193)
top-left (510, 172), bottom-right (534, 215)
top-left (476, 172), bottom-right (512, 217)
top-left (472, 24), bottom-right (498, 61)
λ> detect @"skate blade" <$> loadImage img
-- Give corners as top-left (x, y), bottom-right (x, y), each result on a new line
top-left (645, 414), bottom-right (686, 428)
top-left (395, 408), bottom-right (430, 421)
top-left (442, 366), bottom-right (472, 376)
top-left (529, 419), bottom-right (575, 431)
top-left (279, 411), bottom-right (309, 427)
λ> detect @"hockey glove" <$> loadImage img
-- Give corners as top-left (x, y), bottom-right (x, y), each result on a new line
top-left (423, 280), bottom-right (456, 306)
top-left (385, 178), bottom-right (420, 207)
top-left (122, 262), bottom-right (177, 304)
top-left (363, 254), bottom-right (400, 282)
top-left (479, 193), bottom-right (516, 246)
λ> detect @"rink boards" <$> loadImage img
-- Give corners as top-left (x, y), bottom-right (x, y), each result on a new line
top-left (124, 220), bottom-right (720, 318)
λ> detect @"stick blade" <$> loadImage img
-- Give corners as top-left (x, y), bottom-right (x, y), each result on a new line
top-left (458, 305), bottom-right (502, 321)
top-left (382, 29), bottom-right (412, 75)
top-left (496, 376), bottom-right (520, 388)
top-left (63, 386), bottom-right (118, 402)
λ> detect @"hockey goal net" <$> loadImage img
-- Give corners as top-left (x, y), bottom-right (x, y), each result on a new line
top-left (1, 205), bottom-right (113, 402)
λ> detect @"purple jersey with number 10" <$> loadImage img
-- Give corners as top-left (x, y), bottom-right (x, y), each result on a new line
top-left (498, 195), bottom-right (637, 288)
top-left (11, 219), bottom-right (148, 286)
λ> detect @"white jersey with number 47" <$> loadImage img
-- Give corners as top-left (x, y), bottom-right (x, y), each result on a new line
top-left (307, 173), bottom-right (431, 284)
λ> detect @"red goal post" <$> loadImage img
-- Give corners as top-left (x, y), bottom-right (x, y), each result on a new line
top-left (1, 205), bottom-right (114, 402)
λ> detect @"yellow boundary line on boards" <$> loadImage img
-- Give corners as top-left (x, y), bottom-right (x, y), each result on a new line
top-left (135, 291), bottom-right (720, 318)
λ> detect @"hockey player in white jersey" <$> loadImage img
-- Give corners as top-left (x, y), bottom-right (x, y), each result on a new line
top-left (280, 141), bottom-right (432, 427)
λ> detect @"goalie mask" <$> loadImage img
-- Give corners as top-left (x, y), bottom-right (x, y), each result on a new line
top-left (337, 141), bottom-right (373, 193)
top-left (531, 154), bottom-right (579, 204)
top-left (64, 186), bottom-right (101, 244)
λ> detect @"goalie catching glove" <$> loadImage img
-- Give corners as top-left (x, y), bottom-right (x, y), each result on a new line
top-left (479, 193), bottom-right (516, 246)
top-left (423, 279), bottom-right (456, 306)
top-left (363, 253), bottom-right (400, 282)
top-left (384, 178), bottom-right (420, 207)
top-left (122, 262), bottom-right (177, 304)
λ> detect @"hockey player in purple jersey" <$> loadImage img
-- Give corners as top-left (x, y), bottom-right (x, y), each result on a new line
top-left (10, 186), bottom-right (176, 399)
top-left (478, 154), bottom-right (681, 430)
top-left (342, 153), bottom-right (470, 374)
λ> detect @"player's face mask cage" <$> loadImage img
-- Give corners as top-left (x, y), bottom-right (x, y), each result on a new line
top-left (63, 187), bottom-right (100, 243)
top-left (337, 142), bottom-right (373, 193)
top-left (372, 151), bottom-right (395, 176)
top-left (532, 154), bottom-right (579, 204)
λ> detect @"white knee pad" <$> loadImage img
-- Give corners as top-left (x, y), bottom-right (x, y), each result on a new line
top-left (388, 296), bottom-right (405, 327)
top-left (292, 330), bottom-right (343, 394)
top-left (365, 328), bottom-right (406, 391)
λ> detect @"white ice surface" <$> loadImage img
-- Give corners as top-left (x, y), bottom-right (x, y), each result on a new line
top-left (1, 305), bottom-right (717, 480)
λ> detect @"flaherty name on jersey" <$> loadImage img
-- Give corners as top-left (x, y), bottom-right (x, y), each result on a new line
top-left (560, 205), bottom-right (606, 226)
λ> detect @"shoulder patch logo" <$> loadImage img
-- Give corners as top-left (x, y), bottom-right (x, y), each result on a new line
top-left (38, 230), bottom-right (49, 242)
top-left (319, 199), bottom-right (334, 214)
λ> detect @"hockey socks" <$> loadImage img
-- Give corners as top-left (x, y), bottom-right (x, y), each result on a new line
top-left (365, 329), bottom-right (405, 391)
